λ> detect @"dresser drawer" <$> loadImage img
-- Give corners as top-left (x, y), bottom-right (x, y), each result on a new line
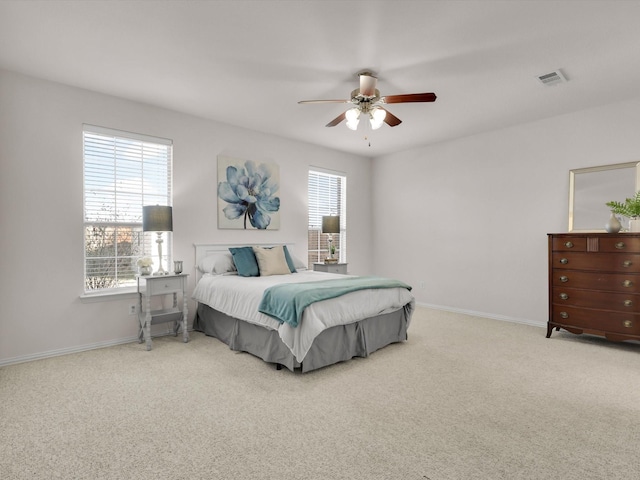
top-left (551, 305), bottom-right (640, 336)
top-left (550, 270), bottom-right (640, 293)
top-left (598, 237), bottom-right (640, 253)
top-left (551, 236), bottom-right (586, 252)
top-left (149, 276), bottom-right (183, 295)
top-left (551, 287), bottom-right (640, 313)
top-left (551, 252), bottom-right (640, 273)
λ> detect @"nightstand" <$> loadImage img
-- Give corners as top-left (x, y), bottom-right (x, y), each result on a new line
top-left (137, 274), bottom-right (189, 350)
top-left (313, 262), bottom-right (348, 274)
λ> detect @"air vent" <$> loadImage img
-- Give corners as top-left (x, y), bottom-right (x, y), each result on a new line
top-left (537, 70), bottom-right (567, 86)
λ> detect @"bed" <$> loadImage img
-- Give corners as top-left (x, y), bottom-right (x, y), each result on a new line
top-left (192, 244), bottom-right (415, 372)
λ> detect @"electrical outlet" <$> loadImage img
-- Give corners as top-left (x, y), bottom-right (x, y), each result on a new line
top-left (129, 304), bottom-right (138, 315)
top-left (419, 281), bottom-right (426, 290)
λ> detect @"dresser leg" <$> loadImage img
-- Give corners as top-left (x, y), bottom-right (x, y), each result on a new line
top-left (546, 323), bottom-right (553, 338)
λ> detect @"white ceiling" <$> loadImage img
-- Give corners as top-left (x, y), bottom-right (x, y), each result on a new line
top-left (2, 0), bottom-right (640, 158)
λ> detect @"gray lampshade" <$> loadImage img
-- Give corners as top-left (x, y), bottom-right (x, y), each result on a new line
top-left (321, 215), bottom-right (340, 234)
top-left (143, 205), bottom-right (173, 232)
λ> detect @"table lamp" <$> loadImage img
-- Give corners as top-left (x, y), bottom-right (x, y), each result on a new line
top-left (321, 215), bottom-right (340, 264)
top-left (143, 205), bottom-right (173, 275)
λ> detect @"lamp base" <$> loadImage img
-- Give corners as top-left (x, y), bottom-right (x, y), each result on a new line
top-left (153, 233), bottom-right (168, 275)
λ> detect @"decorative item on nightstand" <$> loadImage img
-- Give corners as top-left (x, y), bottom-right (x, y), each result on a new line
top-left (143, 205), bottom-right (173, 275)
top-left (137, 257), bottom-right (153, 276)
top-left (606, 191), bottom-right (640, 232)
top-left (322, 215), bottom-right (340, 264)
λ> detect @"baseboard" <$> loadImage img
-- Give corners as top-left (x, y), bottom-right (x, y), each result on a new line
top-left (2, 305), bottom-right (543, 367)
top-left (0, 330), bottom-right (190, 368)
top-left (415, 301), bottom-right (545, 329)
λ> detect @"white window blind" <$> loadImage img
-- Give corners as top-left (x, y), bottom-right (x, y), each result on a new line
top-left (83, 125), bottom-right (172, 293)
top-left (308, 169), bottom-right (346, 265)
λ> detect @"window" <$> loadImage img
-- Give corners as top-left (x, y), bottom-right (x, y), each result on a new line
top-left (308, 169), bottom-right (346, 266)
top-left (83, 125), bottom-right (172, 293)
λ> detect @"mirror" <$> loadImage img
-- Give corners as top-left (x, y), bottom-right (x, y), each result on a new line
top-left (569, 161), bottom-right (640, 232)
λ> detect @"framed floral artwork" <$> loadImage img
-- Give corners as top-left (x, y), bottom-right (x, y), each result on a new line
top-left (217, 155), bottom-right (280, 230)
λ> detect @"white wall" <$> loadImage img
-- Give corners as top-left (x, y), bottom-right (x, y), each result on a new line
top-left (372, 96), bottom-right (640, 325)
top-left (0, 69), bottom-right (372, 364)
top-left (4, 66), bottom-right (640, 365)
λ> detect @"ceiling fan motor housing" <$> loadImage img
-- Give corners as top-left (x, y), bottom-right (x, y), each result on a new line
top-left (351, 88), bottom-right (381, 113)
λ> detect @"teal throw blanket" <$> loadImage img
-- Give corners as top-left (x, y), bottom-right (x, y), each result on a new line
top-left (258, 276), bottom-right (412, 327)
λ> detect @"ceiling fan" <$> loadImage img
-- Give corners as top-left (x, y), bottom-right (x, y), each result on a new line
top-left (298, 71), bottom-right (436, 130)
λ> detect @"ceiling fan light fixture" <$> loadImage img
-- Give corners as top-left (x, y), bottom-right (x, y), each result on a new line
top-left (345, 107), bottom-right (360, 130)
top-left (298, 71), bottom-right (436, 131)
top-left (369, 108), bottom-right (386, 130)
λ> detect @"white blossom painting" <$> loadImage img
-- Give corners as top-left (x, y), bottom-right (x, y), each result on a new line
top-left (217, 155), bottom-right (280, 230)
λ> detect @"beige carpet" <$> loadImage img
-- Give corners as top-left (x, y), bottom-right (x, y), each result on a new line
top-left (1, 307), bottom-right (639, 480)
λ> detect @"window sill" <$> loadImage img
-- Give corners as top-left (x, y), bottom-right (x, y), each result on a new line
top-left (80, 287), bottom-right (138, 303)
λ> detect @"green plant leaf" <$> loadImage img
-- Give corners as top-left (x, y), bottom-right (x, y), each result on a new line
top-left (606, 190), bottom-right (640, 218)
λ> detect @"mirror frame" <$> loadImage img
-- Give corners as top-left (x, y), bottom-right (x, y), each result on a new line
top-left (568, 161), bottom-right (640, 232)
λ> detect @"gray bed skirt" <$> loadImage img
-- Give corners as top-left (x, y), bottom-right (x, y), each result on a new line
top-left (193, 303), bottom-right (410, 372)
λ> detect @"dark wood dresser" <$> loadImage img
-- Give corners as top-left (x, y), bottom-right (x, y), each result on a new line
top-left (548, 233), bottom-right (640, 342)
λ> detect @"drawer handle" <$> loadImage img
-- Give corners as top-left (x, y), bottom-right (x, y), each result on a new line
top-left (559, 258), bottom-right (568, 265)
top-left (623, 260), bottom-right (633, 268)
top-left (622, 280), bottom-right (633, 288)
top-left (624, 300), bottom-right (633, 307)
top-left (559, 311), bottom-right (569, 319)
top-left (559, 276), bottom-right (569, 283)
top-left (623, 320), bottom-right (633, 328)
top-left (616, 242), bottom-right (626, 250)
top-left (559, 293), bottom-right (569, 300)
top-left (564, 241), bottom-right (574, 248)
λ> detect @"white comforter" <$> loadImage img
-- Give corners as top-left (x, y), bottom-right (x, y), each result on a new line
top-left (192, 270), bottom-right (415, 362)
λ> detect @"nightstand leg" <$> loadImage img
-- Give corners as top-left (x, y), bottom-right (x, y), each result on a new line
top-left (138, 293), bottom-right (144, 343)
top-left (145, 294), bottom-right (153, 351)
top-left (173, 292), bottom-right (179, 336)
top-left (182, 293), bottom-right (189, 343)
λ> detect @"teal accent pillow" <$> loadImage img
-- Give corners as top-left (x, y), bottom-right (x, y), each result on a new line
top-left (282, 245), bottom-right (297, 273)
top-left (229, 247), bottom-right (259, 277)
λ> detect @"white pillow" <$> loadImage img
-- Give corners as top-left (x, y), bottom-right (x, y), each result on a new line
top-left (252, 246), bottom-right (291, 276)
top-left (289, 252), bottom-right (307, 270)
top-left (197, 253), bottom-right (237, 274)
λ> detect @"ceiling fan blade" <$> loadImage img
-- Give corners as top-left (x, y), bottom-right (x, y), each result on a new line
top-left (298, 99), bottom-right (350, 104)
top-left (325, 112), bottom-right (347, 127)
top-left (381, 108), bottom-right (402, 127)
top-left (381, 92), bottom-right (437, 104)
top-left (359, 74), bottom-right (378, 97)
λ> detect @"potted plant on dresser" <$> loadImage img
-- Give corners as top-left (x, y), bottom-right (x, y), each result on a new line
top-left (606, 191), bottom-right (640, 232)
